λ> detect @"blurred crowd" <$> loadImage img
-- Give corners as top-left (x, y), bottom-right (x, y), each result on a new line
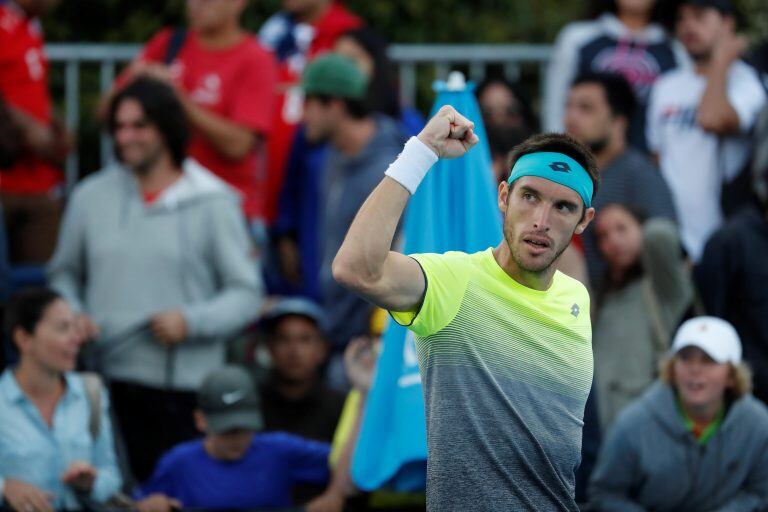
top-left (1, 0), bottom-right (768, 510)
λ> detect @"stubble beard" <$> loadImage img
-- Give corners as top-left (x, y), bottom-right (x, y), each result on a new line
top-left (505, 224), bottom-right (571, 275)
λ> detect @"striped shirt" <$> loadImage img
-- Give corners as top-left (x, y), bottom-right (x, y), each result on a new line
top-left (391, 249), bottom-right (593, 511)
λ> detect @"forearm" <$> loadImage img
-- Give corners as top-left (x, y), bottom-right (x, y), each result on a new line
top-left (698, 59), bottom-right (740, 134)
top-left (8, 107), bottom-right (62, 162)
top-left (182, 98), bottom-right (257, 160)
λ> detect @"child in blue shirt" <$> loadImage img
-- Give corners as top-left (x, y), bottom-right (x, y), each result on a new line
top-left (135, 366), bottom-right (332, 511)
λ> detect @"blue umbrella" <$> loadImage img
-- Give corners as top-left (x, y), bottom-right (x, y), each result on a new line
top-left (351, 74), bottom-right (503, 492)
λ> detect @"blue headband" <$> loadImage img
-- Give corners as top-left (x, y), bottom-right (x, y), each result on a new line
top-left (507, 152), bottom-right (593, 208)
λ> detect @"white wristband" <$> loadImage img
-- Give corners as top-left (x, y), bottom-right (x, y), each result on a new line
top-left (384, 136), bottom-right (439, 195)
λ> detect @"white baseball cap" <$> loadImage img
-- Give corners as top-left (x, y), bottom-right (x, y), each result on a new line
top-left (671, 316), bottom-right (742, 364)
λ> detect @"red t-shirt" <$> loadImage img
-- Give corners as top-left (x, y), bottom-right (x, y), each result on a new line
top-left (125, 29), bottom-right (277, 220)
top-left (0, 4), bottom-right (62, 194)
top-left (263, 2), bottom-right (362, 222)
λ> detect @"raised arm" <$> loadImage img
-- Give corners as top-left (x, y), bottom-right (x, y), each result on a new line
top-left (332, 105), bottom-right (479, 312)
top-left (697, 33), bottom-right (746, 135)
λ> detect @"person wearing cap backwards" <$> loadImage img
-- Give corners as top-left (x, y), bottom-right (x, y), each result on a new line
top-left (301, 53), bottom-right (406, 388)
top-left (134, 365), bottom-right (337, 512)
top-left (333, 97), bottom-right (600, 507)
top-left (589, 317), bottom-right (768, 511)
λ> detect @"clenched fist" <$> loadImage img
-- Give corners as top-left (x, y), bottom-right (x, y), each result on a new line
top-left (417, 105), bottom-right (479, 159)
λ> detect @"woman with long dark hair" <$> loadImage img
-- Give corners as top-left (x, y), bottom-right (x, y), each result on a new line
top-left (592, 203), bottom-right (693, 429)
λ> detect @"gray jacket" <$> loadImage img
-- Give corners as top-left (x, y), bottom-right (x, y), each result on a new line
top-left (590, 381), bottom-right (768, 512)
top-left (48, 160), bottom-right (262, 390)
top-left (319, 114), bottom-right (406, 347)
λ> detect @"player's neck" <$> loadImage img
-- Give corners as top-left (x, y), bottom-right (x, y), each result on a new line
top-left (332, 116), bottom-right (376, 156)
top-left (195, 23), bottom-right (245, 50)
top-left (493, 243), bottom-right (555, 292)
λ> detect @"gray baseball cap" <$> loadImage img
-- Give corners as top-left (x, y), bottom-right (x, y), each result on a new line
top-left (261, 297), bottom-right (326, 332)
top-left (197, 366), bottom-right (263, 434)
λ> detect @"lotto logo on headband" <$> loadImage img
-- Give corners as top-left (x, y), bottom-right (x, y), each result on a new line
top-left (549, 162), bottom-right (571, 173)
top-left (507, 152), bottom-right (594, 208)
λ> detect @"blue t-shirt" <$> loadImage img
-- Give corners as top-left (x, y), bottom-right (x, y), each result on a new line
top-left (138, 432), bottom-right (331, 509)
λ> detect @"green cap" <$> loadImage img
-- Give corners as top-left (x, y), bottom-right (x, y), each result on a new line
top-left (197, 366), bottom-right (263, 434)
top-left (301, 53), bottom-right (368, 100)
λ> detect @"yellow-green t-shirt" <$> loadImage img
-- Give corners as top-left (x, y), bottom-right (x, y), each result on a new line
top-left (390, 248), bottom-right (592, 511)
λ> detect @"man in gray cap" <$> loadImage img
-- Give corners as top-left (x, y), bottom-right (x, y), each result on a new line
top-left (135, 365), bottom-right (334, 512)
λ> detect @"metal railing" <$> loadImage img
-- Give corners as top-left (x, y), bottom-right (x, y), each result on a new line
top-left (46, 43), bottom-right (552, 191)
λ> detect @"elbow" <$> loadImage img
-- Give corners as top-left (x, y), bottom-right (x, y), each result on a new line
top-left (331, 254), bottom-right (358, 291)
top-left (332, 253), bottom-right (375, 295)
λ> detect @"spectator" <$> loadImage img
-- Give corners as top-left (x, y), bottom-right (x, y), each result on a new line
top-left (135, 365), bottom-right (334, 512)
top-left (476, 75), bottom-right (537, 184)
top-left (334, 27), bottom-right (425, 136)
top-left (565, 72), bottom-right (676, 286)
top-left (647, 0), bottom-right (766, 262)
top-left (0, 0), bottom-right (71, 265)
top-left (271, 26), bottom-right (421, 299)
top-left (590, 317), bottom-right (768, 511)
top-left (695, 131), bottom-right (768, 402)
top-left (259, 0), bottom-right (363, 224)
top-left (300, 54), bottom-right (406, 386)
top-left (592, 206), bottom-right (693, 429)
top-left (260, 298), bottom-right (345, 442)
top-left (111, 0), bottom-right (277, 234)
top-left (545, 0), bottom-right (687, 150)
top-left (48, 78), bottom-right (262, 483)
top-left (0, 288), bottom-right (121, 511)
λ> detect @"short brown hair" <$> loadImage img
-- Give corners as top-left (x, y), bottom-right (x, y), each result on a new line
top-left (506, 132), bottom-right (601, 204)
top-left (659, 356), bottom-right (753, 400)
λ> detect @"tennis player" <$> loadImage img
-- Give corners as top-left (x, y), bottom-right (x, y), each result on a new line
top-left (333, 105), bottom-right (599, 511)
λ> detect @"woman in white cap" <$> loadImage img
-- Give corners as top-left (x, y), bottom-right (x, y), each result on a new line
top-left (589, 316), bottom-right (768, 512)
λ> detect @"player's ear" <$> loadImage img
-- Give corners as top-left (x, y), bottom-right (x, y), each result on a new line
top-left (575, 207), bottom-right (596, 234)
top-left (498, 182), bottom-right (510, 213)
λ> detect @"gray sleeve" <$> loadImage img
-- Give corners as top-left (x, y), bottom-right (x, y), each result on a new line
top-left (589, 417), bottom-right (648, 512)
top-left (47, 188), bottom-right (87, 313)
top-left (181, 197), bottom-right (263, 338)
top-left (714, 436), bottom-right (768, 512)
top-left (641, 219), bottom-right (692, 314)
